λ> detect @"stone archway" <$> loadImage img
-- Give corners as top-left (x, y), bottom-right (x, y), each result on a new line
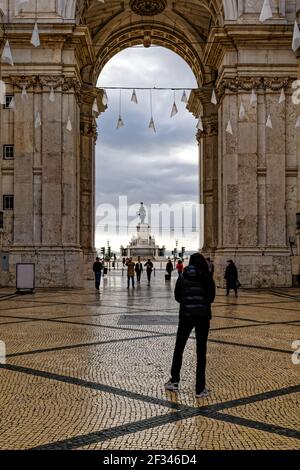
top-left (0, 0), bottom-right (299, 288)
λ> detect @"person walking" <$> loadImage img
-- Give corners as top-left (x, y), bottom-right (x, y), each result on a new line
top-left (144, 259), bottom-right (154, 284)
top-left (166, 259), bottom-right (174, 280)
top-left (126, 258), bottom-right (135, 289)
top-left (224, 260), bottom-right (239, 297)
top-left (176, 259), bottom-right (184, 277)
top-left (165, 253), bottom-right (215, 398)
top-left (206, 257), bottom-right (215, 277)
top-left (135, 257), bottom-right (143, 283)
top-left (93, 257), bottom-right (103, 290)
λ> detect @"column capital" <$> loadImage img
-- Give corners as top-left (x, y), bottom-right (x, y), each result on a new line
top-left (196, 116), bottom-right (218, 142)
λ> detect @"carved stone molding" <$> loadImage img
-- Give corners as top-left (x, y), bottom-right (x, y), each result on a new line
top-left (9, 75), bottom-right (82, 98)
top-left (80, 121), bottom-right (98, 140)
top-left (218, 77), bottom-right (290, 97)
top-left (196, 118), bottom-right (218, 141)
top-left (129, 0), bottom-right (167, 16)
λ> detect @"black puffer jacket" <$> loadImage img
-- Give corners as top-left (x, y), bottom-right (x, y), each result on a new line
top-left (175, 266), bottom-right (216, 319)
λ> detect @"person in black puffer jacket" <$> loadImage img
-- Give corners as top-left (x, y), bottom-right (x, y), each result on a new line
top-left (165, 253), bottom-right (215, 398)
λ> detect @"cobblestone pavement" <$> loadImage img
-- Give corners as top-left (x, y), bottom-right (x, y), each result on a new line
top-left (0, 271), bottom-right (299, 450)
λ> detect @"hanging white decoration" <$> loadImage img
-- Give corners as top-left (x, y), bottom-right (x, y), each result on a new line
top-left (8, 97), bottom-right (16, 110)
top-left (21, 85), bottom-right (28, 100)
top-left (35, 111), bottom-right (42, 128)
top-left (0, 81), bottom-right (7, 105)
top-left (181, 90), bottom-right (188, 103)
top-left (49, 87), bottom-right (55, 103)
top-left (292, 20), bottom-right (300, 52)
top-left (295, 116), bottom-right (300, 128)
top-left (278, 88), bottom-right (285, 104)
top-left (116, 115), bottom-right (124, 129)
top-left (170, 101), bottom-right (178, 117)
top-left (102, 90), bottom-right (108, 106)
top-left (196, 116), bottom-right (203, 131)
top-left (149, 117), bottom-right (156, 133)
top-left (31, 22), bottom-right (40, 48)
top-left (250, 89), bottom-right (257, 106)
top-left (2, 40), bottom-right (14, 66)
top-left (211, 88), bottom-right (217, 105)
top-left (259, 0), bottom-right (273, 22)
top-left (148, 89), bottom-right (156, 133)
top-left (131, 89), bottom-right (138, 104)
top-left (239, 102), bottom-right (246, 119)
top-left (66, 117), bottom-right (73, 132)
top-left (226, 120), bottom-right (233, 135)
top-left (266, 114), bottom-right (273, 128)
top-left (92, 98), bottom-right (99, 115)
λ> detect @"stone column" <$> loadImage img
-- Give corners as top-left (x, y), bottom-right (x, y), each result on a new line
top-left (8, 76), bottom-right (83, 288)
top-left (214, 78), bottom-right (292, 287)
top-left (190, 86), bottom-right (219, 256)
top-left (80, 85), bottom-right (102, 278)
top-left (294, 55), bottom-right (300, 285)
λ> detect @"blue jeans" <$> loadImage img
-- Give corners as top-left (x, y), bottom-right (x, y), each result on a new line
top-left (95, 272), bottom-right (101, 290)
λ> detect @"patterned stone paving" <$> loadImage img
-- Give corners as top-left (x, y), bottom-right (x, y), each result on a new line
top-left (0, 271), bottom-right (299, 450)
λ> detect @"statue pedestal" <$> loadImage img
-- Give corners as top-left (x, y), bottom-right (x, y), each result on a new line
top-left (125, 223), bottom-right (165, 260)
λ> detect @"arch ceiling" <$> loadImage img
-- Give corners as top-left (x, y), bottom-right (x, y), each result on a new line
top-left (68, 1), bottom-right (237, 84)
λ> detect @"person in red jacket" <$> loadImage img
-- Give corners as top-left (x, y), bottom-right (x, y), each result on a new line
top-left (176, 259), bottom-right (184, 277)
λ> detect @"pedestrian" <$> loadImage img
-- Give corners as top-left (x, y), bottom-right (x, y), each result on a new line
top-left (126, 258), bottom-right (135, 289)
top-left (165, 253), bottom-right (215, 398)
top-left (135, 257), bottom-right (143, 283)
top-left (206, 257), bottom-right (215, 277)
top-left (166, 258), bottom-right (174, 280)
top-left (122, 257), bottom-right (126, 267)
top-left (176, 259), bottom-right (184, 277)
top-left (93, 257), bottom-right (103, 290)
top-left (144, 259), bottom-right (154, 284)
top-left (224, 260), bottom-right (239, 297)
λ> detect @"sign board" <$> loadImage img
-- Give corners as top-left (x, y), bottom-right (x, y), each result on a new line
top-left (16, 263), bottom-right (35, 291)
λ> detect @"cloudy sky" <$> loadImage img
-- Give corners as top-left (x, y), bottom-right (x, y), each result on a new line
top-left (95, 46), bottom-right (200, 252)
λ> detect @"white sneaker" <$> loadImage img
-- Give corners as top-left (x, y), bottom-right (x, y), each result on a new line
top-left (164, 381), bottom-right (179, 392)
top-left (195, 388), bottom-right (210, 398)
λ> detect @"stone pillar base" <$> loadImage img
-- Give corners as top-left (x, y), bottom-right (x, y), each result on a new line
top-left (2, 247), bottom-right (84, 288)
top-left (83, 250), bottom-right (97, 280)
top-left (213, 248), bottom-right (292, 288)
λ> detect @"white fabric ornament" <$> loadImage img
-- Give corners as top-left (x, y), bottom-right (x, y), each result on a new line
top-left (131, 89), bottom-right (138, 104)
top-left (278, 88), bottom-right (285, 104)
top-left (102, 90), bottom-right (108, 106)
top-left (49, 87), bottom-right (55, 103)
top-left (92, 98), bottom-right (99, 115)
top-left (250, 89), bottom-right (257, 106)
top-left (31, 22), bottom-right (40, 47)
top-left (8, 97), bottom-right (16, 110)
top-left (266, 114), bottom-right (273, 128)
top-left (181, 90), bottom-right (188, 103)
top-left (226, 120), bottom-right (233, 135)
top-left (21, 85), bottom-right (28, 100)
top-left (2, 40), bottom-right (14, 66)
top-left (116, 115), bottom-right (124, 129)
top-left (196, 117), bottom-right (203, 131)
top-left (239, 102), bottom-right (246, 120)
top-left (66, 117), bottom-right (73, 132)
top-left (211, 89), bottom-right (217, 105)
top-left (149, 117), bottom-right (156, 133)
top-left (170, 102), bottom-right (178, 117)
top-left (35, 112), bottom-right (42, 129)
top-left (259, 0), bottom-right (273, 23)
top-left (292, 21), bottom-right (300, 52)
